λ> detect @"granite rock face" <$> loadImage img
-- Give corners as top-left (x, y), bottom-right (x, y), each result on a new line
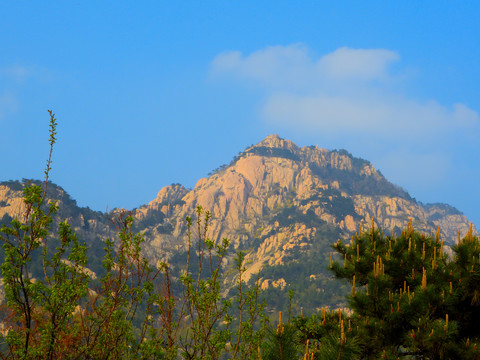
top-left (130, 135), bottom-right (474, 281)
top-left (0, 135), bottom-right (476, 285)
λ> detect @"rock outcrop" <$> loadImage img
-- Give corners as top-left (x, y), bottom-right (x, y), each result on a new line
top-left (128, 135), bottom-right (474, 279)
top-left (0, 135), bottom-right (476, 302)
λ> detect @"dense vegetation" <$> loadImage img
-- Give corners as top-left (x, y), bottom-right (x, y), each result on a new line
top-left (253, 220), bottom-right (350, 314)
top-left (290, 219), bottom-right (480, 359)
top-left (308, 162), bottom-right (410, 199)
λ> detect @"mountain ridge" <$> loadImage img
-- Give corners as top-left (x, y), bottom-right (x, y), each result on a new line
top-left (0, 135), bottom-right (476, 309)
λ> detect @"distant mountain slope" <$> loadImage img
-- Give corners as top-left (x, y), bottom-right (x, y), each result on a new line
top-left (0, 180), bottom-right (114, 237)
top-left (0, 135), bottom-right (476, 311)
top-left (0, 180), bottom-right (116, 277)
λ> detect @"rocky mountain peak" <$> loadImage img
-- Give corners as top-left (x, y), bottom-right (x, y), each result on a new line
top-left (255, 134), bottom-right (300, 152)
top-left (126, 136), bottom-right (475, 282)
top-left (1, 137), bottom-right (477, 309)
top-left (154, 183), bottom-right (188, 205)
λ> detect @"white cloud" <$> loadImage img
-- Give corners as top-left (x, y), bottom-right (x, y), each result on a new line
top-left (0, 65), bottom-right (51, 86)
top-left (0, 64), bottom-right (50, 121)
top-left (0, 92), bottom-right (18, 120)
top-left (211, 44), bottom-right (315, 90)
top-left (211, 44), bottom-right (400, 90)
top-left (211, 44), bottom-right (479, 140)
top-left (0, 65), bottom-right (33, 82)
top-left (318, 47), bottom-right (399, 81)
top-left (375, 150), bottom-right (451, 190)
top-left (261, 93), bottom-right (478, 137)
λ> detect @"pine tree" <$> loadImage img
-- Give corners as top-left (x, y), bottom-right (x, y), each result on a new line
top-left (325, 219), bottom-right (480, 359)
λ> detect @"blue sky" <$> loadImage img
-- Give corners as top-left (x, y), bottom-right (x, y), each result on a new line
top-left (1, 2), bottom-right (479, 226)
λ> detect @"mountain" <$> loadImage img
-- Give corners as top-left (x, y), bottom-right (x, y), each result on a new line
top-left (0, 135), bottom-right (475, 311)
top-left (0, 180), bottom-right (116, 277)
